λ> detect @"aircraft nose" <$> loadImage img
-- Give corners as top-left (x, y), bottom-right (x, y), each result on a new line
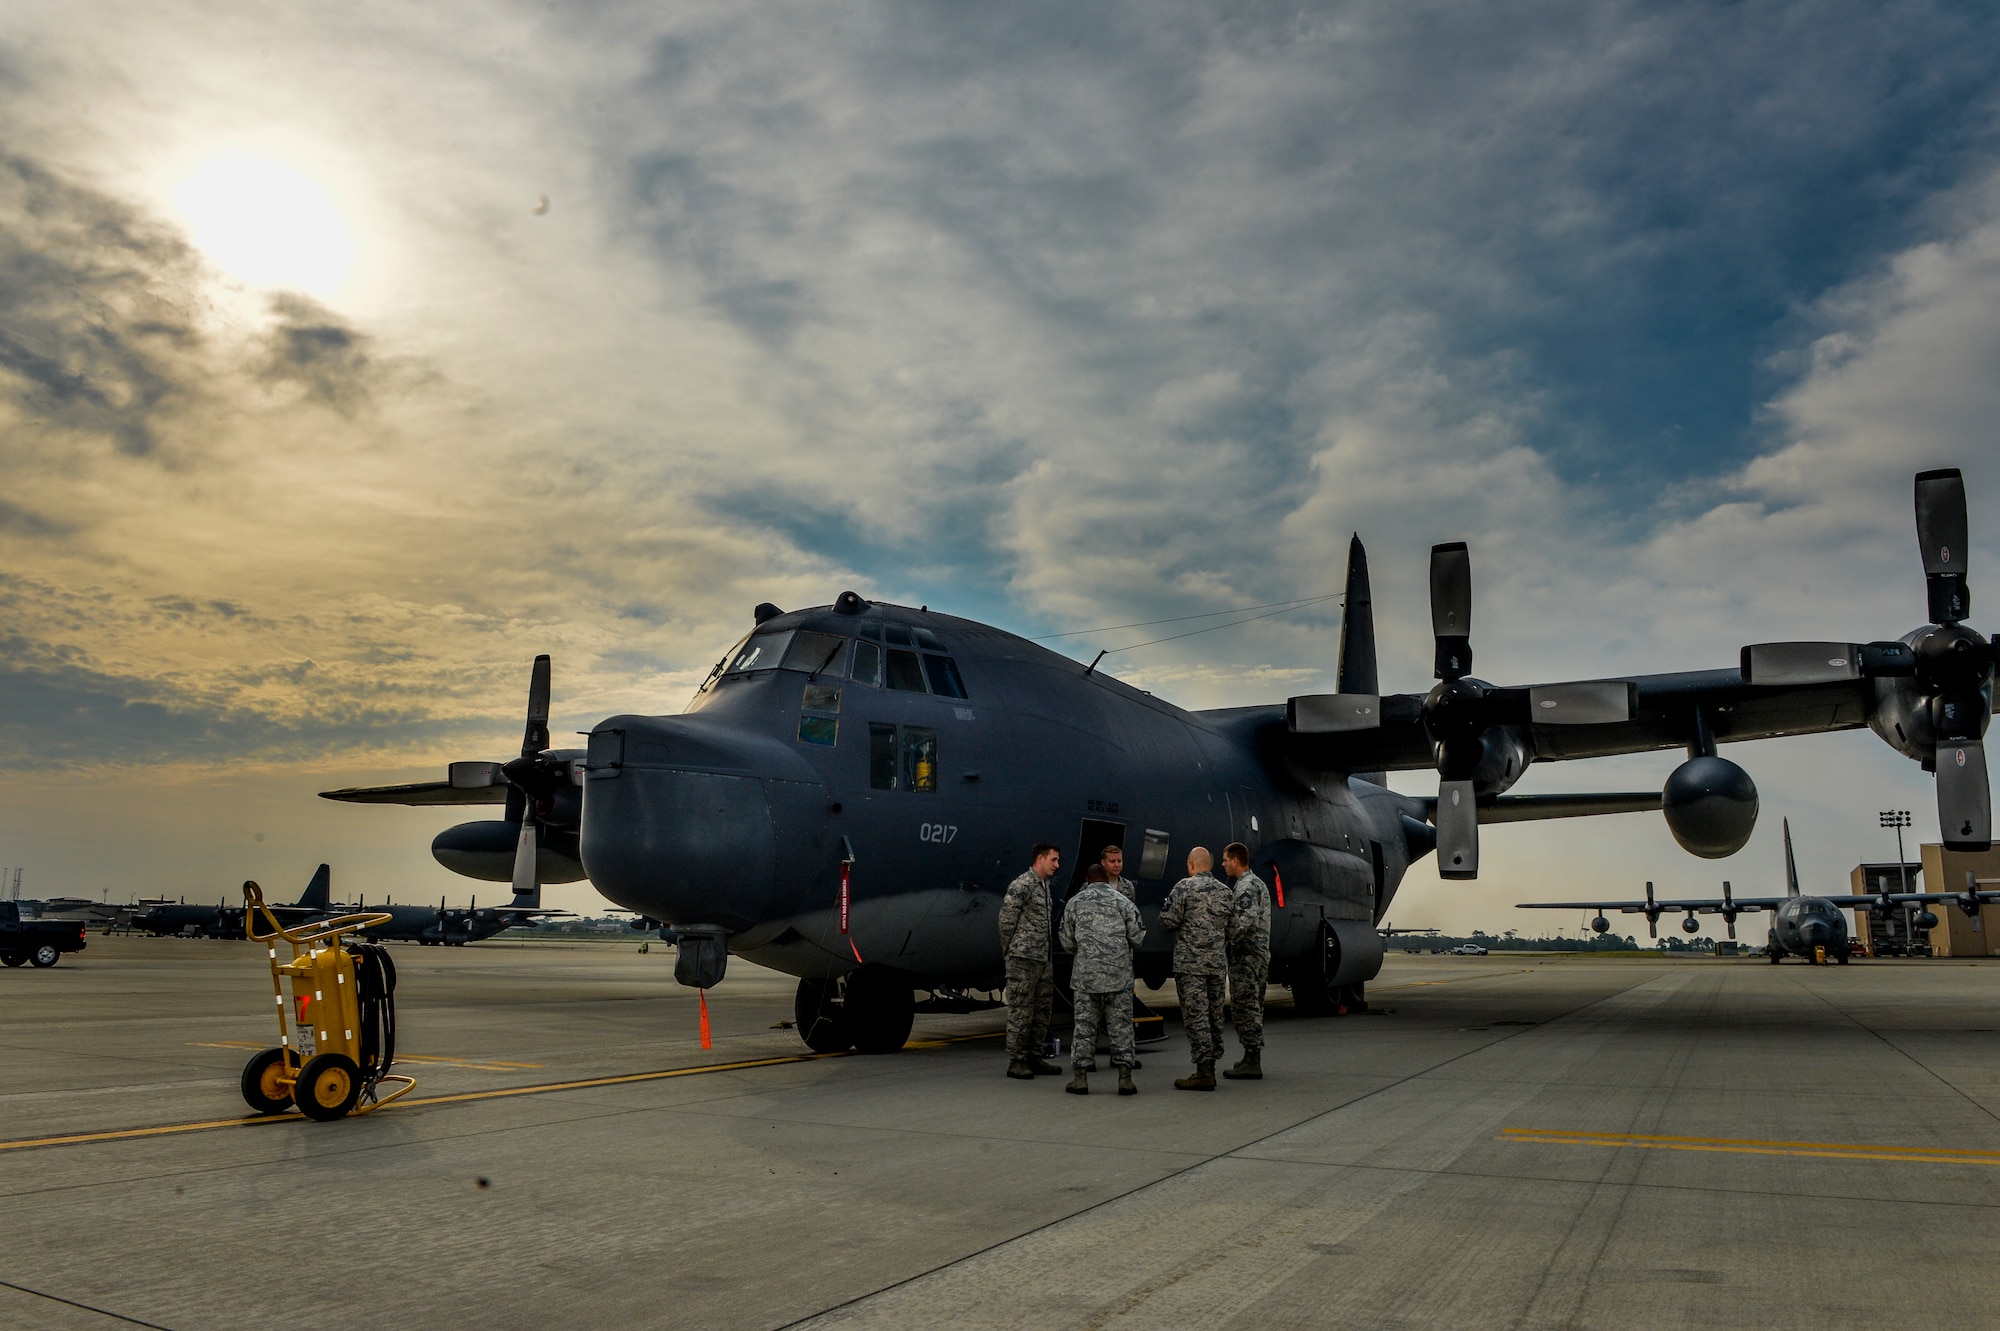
top-left (1798, 918), bottom-right (1833, 948)
top-left (579, 715), bottom-right (824, 933)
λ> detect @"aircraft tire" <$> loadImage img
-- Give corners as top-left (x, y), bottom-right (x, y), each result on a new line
top-left (795, 978), bottom-right (853, 1053)
top-left (240, 1048), bottom-right (294, 1115)
top-left (29, 944), bottom-right (60, 968)
top-left (1836, 952), bottom-right (1850, 965)
top-left (1288, 925), bottom-right (1340, 1016)
top-left (843, 966), bottom-right (915, 1054)
top-left (294, 1053), bottom-right (363, 1120)
top-left (1, 953), bottom-right (24, 967)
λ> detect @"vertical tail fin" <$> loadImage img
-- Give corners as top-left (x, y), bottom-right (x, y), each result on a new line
top-left (296, 863), bottom-right (331, 910)
top-left (1783, 818), bottom-right (1800, 898)
top-left (1339, 534), bottom-right (1385, 788)
top-left (1337, 533), bottom-right (1378, 696)
top-left (510, 878), bottom-right (542, 910)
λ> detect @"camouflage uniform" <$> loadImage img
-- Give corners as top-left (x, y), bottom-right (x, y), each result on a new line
top-left (1106, 874), bottom-right (1138, 904)
top-left (1058, 883), bottom-right (1145, 1069)
top-left (998, 868), bottom-right (1054, 1060)
top-left (1160, 872), bottom-right (1231, 1066)
top-left (1226, 869), bottom-right (1273, 1055)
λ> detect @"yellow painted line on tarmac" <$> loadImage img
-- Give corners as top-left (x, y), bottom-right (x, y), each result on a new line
top-left (188, 1041), bottom-right (544, 1070)
top-left (5, 1030), bottom-right (1006, 1156)
top-left (1501, 1127), bottom-right (2000, 1168)
top-left (1376, 968), bottom-right (1533, 991)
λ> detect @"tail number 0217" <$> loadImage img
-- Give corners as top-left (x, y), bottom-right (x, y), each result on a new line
top-left (918, 823), bottom-right (958, 844)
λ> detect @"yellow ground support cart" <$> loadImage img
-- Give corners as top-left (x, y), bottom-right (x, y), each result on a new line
top-left (240, 881), bottom-right (416, 1120)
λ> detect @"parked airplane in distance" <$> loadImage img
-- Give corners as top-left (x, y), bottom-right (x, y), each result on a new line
top-left (130, 865), bottom-right (335, 938)
top-left (1519, 818), bottom-right (2000, 964)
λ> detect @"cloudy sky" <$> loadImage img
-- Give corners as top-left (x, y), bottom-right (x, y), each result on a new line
top-left (4, 0), bottom-right (1999, 932)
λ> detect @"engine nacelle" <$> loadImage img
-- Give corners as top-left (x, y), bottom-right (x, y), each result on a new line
top-left (432, 820), bottom-right (589, 883)
top-left (1662, 756), bottom-right (1759, 859)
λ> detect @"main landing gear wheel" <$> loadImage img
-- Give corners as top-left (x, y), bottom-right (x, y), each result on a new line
top-left (1290, 925), bottom-right (1364, 1016)
top-left (843, 965), bottom-right (915, 1054)
top-left (795, 978), bottom-right (853, 1053)
top-left (30, 944), bottom-right (60, 968)
top-left (240, 1047), bottom-right (293, 1115)
top-left (1, 953), bottom-right (24, 967)
top-left (1836, 951), bottom-right (1850, 965)
top-left (294, 1052), bottom-right (362, 1120)
top-left (1768, 932), bottom-right (1783, 964)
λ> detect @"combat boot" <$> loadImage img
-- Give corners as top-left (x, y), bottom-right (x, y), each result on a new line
top-left (1066, 1070), bottom-right (1089, 1095)
top-left (1173, 1062), bottom-right (1216, 1091)
top-left (1007, 1059), bottom-right (1035, 1080)
top-left (1222, 1052), bottom-right (1263, 1080)
top-left (1027, 1054), bottom-right (1064, 1076)
top-left (1117, 1067), bottom-right (1137, 1096)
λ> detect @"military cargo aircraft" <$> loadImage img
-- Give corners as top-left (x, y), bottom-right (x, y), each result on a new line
top-left (324, 469), bottom-right (1999, 1052)
top-left (1519, 817), bottom-right (2000, 963)
top-left (333, 879), bottom-right (568, 946)
top-left (130, 864), bottom-right (335, 938)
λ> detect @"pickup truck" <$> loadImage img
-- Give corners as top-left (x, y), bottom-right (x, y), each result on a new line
top-left (0, 901), bottom-right (89, 968)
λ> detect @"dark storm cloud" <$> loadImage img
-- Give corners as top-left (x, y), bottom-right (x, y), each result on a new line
top-left (0, 152), bottom-right (204, 457)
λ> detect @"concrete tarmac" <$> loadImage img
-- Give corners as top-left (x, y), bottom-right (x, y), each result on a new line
top-left (6, 937), bottom-right (2000, 1329)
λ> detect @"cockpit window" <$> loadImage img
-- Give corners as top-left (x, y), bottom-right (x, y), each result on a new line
top-left (923, 654), bottom-right (969, 699)
top-left (885, 648), bottom-right (928, 692)
top-left (850, 639), bottom-right (883, 688)
top-left (914, 627), bottom-right (946, 651)
top-left (858, 621), bottom-right (883, 642)
top-left (884, 625), bottom-right (915, 647)
top-left (782, 631), bottom-right (849, 676)
top-left (726, 630), bottom-right (794, 673)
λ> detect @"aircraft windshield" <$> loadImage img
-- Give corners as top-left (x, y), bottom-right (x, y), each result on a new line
top-left (726, 631), bottom-right (794, 673)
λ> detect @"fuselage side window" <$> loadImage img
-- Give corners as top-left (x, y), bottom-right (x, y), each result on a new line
top-left (726, 630), bottom-right (795, 673)
top-left (850, 640), bottom-right (883, 688)
top-left (885, 648), bottom-right (928, 693)
top-left (782, 631), bottom-right (849, 676)
top-left (922, 654), bottom-right (968, 699)
top-left (902, 726), bottom-right (938, 793)
top-left (868, 723), bottom-right (898, 789)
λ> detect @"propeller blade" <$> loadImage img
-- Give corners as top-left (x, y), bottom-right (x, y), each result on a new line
top-left (1435, 778), bottom-right (1479, 879)
top-left (1289, 693), bottom-right (1382, 734)
top-left (1740, 642), bottom-right (1861, 687)
top-left (522, 655), bottom-right (552, 758)
top-left (1527, 681), bottom-right (1637, 725)
top-left (1936, 737), bottom-right (1992, 851)
top-left (1430, 542), bottom-right (1472, 681)
top-left (1916, 469), bottom-right (1971, 625)
top-left (511, 819), bottom-right (540, 897)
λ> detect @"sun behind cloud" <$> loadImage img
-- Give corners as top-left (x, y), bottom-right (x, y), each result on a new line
top-left (171, 150), bottom-right (354, 300)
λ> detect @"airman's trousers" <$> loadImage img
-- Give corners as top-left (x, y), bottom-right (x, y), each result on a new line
top-left (1004, 956), bottom-right (1054, 1059)
top-left (1175, 971), bottom-right (1227, 1065)
top-left (1228, 956), bottom-right (1269, 1054)
top-left (1072, 988), bottom-right (1136, 1069)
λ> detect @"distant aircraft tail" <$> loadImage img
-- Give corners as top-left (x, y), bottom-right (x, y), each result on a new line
top-left (296, 863), bottom-right (332, 910)
top-left (509, 879), bottom-right (542, 911)
top-left (1339, 534), bottom-right (1384, 787)
top-left (1783, 818), bottom-right (1800, 898)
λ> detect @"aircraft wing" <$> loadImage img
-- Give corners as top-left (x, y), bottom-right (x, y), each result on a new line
top-left (319, 780), bottom-right (508, 806)
top-left (1420, 792), bottom-right (1663, 823)
top-left (1292, 669), bottom-right (1874, 775)
top-left (1516, 898), bottom-right (1789, 914)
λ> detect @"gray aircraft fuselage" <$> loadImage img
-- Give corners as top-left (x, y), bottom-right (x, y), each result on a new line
top-left (576, 600), bottom-right (1411, 995)
top-left (1768, 896), bottom-right (1850, 960)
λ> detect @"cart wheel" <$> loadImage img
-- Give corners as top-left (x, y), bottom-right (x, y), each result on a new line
top-left (294, 1053), bottom-right (362, 1120)
top-left (240, 1048), bottom-right (295, 1115)
top-left (1, 953), bottom-right (24, 967)
top-left (29, 944), bottom-right (60, 968)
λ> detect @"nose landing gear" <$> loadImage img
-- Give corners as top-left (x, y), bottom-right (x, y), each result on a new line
top-left (793, 966), bottom-right (915, 1055)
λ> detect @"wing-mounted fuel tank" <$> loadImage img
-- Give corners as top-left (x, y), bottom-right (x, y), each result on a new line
top-left (1660, 753), bottom-right (1759, 859)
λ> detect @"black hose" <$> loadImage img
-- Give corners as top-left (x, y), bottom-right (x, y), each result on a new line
top-left (348, 942), bottom-right (398, 1098)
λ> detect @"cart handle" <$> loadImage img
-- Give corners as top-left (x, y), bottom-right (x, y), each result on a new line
top-left (243, 881), bottom-right (392, 945)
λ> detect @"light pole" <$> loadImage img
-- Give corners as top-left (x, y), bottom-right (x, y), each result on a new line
top-left (1881, 809), bottom-right (1914, 952)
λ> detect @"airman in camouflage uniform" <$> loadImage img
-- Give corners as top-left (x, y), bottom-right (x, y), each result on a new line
top-left (1221, 842), bottom-right (1272, 1080)
top-left (1097, 845), bottom-right (1139, 903)
top-left (1159, 847), bottom-right (1232, 1090)
top-left (1058, 872), bottom-right (1146, 1095)
top-left (998, 844), bottom-right (1064, 1079)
